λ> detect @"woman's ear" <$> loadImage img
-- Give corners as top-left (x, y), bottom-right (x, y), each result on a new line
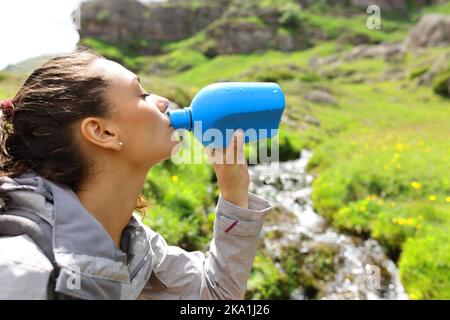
top-left (79, 117), bottom-right (122, 151)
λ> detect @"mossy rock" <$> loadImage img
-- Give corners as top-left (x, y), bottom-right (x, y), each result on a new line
top-left (265, 205), bottom-right (298, 226)
top-left (279, 242), bottom-right (338, 299)
top-left (432, 70), bottom-right (450, 98)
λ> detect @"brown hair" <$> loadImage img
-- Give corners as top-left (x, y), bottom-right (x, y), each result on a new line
top-left (0, 49), bottom-right (148, 213)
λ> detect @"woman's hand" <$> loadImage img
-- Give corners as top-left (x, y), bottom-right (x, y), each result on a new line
top-left (206, 131), bottom-right (250, 208)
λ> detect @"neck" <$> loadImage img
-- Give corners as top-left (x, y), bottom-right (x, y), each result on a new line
top-left (76, 165), bottom-right (148, 249)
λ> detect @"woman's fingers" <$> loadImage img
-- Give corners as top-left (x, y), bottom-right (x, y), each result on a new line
top-left (225, 130), bottom-right (245, 165)
top-left (205, 130), bottom-right (246, 165)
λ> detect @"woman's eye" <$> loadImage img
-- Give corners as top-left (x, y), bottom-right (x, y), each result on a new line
top-left (141, 92), bottom-right (151, 100)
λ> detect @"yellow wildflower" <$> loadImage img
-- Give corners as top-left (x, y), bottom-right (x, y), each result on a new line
top-left (171, 175), bottom-right (179, 182)
top-left (359, 206), bottom-right (366, 213)
top-left (411, 181), bottom-right (421, 190)
top-left (406, 218), bottom-right (414, 225)
top-left (398, 218), bottom-right (406, 225)
top-left (428, 195), bottom-right (437, 201)
top-left (395, 143), bottom-right (404, 152)
top-left (446, 196), bottom-right (450, 203)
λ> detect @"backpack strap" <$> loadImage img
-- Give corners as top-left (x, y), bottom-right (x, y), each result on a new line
top-left (0, 211), bottom-right (61, 298)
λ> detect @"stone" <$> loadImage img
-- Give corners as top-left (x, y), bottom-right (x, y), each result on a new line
top-left (79, 0), bottom-right (226, 53)
top-left (304, 90), bottom-right (337, 105)
top-left (418, 52), bottom-right (450, 85)
top-left (406, 14), bottom-right (450, 48)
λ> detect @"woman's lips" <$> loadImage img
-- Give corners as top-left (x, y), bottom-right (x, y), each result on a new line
top-left (163, 112), bottom-right (172, 127)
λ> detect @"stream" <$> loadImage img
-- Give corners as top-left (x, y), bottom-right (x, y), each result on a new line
top-left (248, 150), bottom-right (408, 300)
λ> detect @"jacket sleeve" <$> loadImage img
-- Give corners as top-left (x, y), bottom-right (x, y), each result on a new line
top-left (138, 192), bottom-right (272, 300)
top-left (0, 235), bottom-right (53, 300)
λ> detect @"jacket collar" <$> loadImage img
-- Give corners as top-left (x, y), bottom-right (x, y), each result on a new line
top-left (1, 172), bottom-right (153, 299)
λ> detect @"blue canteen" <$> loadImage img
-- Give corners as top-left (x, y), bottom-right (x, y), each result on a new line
top-left (168, 82), bottom-right (285, 148)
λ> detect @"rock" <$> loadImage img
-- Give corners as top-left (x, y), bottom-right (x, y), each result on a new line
top-left (79, 0), bottom-right (325, 56)
top-left (279, 242), bottom-right (339, 299)
top-left (80, 0), bottom-right (148, 43)
top-left (308, 43), bottom-right (404, 70)
top-left (304, 90), bottom-right (337, 105)
top-left (406, 14), bottom-right (450, 48)
top-left (201, 17), bottom-right (318, 56)
top-left (204, 20), bottom-right (274, 55)
top-left (344, 43), bottom-right (405, 61)
top-left (303, 115), bottom-right (321, 127)
top-left (418, 52), bottom-right (450, 85)
top-left (351, 0), bottom-right (407, 10)
top-left (265, 205), bottom-right (298, 227)
top-left (300, 0), bottom-right (446, 11)
top-left (142, 3), bottom-right (225, 42)
top-left (79, 0), bottom-right (226, 53)
top-left (308, 54), bottom-right (339, 68)
top-left (432, 70), bottom-right (450, 97)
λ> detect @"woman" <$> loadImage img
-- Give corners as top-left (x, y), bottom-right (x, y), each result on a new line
top-left (0, 50), bottom-right (272, 300)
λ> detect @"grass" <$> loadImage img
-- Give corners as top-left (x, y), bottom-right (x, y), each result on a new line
top-left (305, 80), bottom-right (450, 298)
top-left (167, 40), bottom-right (450, 298)
top-left (171, 42), bottom-right (338, 86)
top-left (298, 11), bottom-right (410, 44)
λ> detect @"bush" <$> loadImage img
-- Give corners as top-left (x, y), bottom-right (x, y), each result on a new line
top-left (246, 252), bottom-right (291, 299)
top-left (278, 3), bottom-right (302, 30)
top-left (399, 230), bottom-right (450, 299)
top-left (279, 243), bottom-right (337, 299)
top-left (142, 160), bottom-right (215, 251)
top-left (79, 38), bottom-right (152, 72)
top-left (333, 197), bottom-right (383, 236)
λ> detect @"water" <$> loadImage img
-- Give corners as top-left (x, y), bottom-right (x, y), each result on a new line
top-left (249, 150), bottom-right (408, 300)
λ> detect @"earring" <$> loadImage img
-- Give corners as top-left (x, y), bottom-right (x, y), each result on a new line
top-left (119, 142), bottom-right (123, 147)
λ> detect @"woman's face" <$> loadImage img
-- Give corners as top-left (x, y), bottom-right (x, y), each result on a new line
top-left (89, 58), bottom-right (179, 168)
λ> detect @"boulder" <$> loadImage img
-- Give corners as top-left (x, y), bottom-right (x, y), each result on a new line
top-left (79, 0), bottom-right (226, 53)
top-left (304, 90), bottom-right (337, 105)
top-left (79, 0), bottom-right (147, 43)
top-left (406, 14), bottom-right (450, 48)
top-left (204, 20), bottom-right (274, 55)
top-left (418, 52), bottom-right (450, 85)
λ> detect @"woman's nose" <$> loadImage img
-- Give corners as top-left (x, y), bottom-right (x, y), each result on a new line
top-left (151, 94), bottom-right (170, 113)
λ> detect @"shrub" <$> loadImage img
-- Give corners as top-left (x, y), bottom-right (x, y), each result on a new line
top-left (246, 252), bottom-right (291, 299)
top-left (399, 230), bottom-right (450, 300)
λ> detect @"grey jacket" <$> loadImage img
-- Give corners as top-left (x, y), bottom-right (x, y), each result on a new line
top-left (0, 173), bottom-right (272, 300)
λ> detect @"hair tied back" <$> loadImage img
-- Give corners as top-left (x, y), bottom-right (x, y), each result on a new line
top-left (0, 99), bottom-right (15, 122)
